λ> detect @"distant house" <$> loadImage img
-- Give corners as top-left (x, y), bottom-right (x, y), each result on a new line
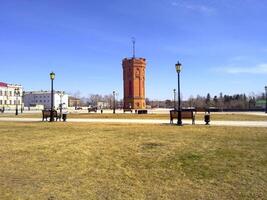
top-left (68, 96), bottom-right (81, 108)
top-left (256, 100), bottom-right (266, 108)
top-left (23, 91), bottom-right (68, 109)
top-left (97, 101), bottom-right (110, 109)
top-left (0, 82), bottom-right (23, 109)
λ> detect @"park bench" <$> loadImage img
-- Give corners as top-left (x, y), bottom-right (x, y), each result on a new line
top-left (123, 108), bottom-right (133, 113)
top-left (137, 109), bottom-right (148, 114)
top-left (170, 109), bottom-right (196, 125)
top-left (42, 109), bottom-right (61, 121)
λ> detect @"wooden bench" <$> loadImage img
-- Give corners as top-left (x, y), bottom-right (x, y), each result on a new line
top-left (123, 108), bottom-right (132, 113)
top-left (42, 110), bottom-right (61, 121)
top-left (170, 109), bottom-right (196, 125)
top-left (137, 109), bottom-right (148, 114)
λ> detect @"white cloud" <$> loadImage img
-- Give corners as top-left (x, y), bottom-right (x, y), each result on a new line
top-left (217, 63), bottom-right (267, 74)
top-left (171, 1), bottom-right (215, 15)
top-left (184, 4), bottom-right (214, 14)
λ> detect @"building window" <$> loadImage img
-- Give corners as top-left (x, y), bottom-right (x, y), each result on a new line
top-left (4, 91), bottom-right (7, 96)
top-left (9, 100), bottom-right (12, 105)
top-left (9, 91), bottom-right (12, 96)
top-left (0, 100), bottom-right (2, 105)
top-left (4, 100), bottom-right (7, 105)
top-left (0, 90), bottom-right (2, 96)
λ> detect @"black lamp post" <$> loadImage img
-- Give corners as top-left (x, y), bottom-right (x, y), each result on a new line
top-left (265, 86), bottom-right (267, 114)
top-left (50, 72), bottom-right (55, 122)
top-left (175, 61), bottom-right (182, 125)
top-left (113, 91), bottom-right (116, 114)
top-left (173, 89), bottom-right (176, 110)
top-left (14, 88), bottom-right (20, 116)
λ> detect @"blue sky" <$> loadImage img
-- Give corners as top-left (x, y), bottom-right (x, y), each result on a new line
top-left (0, 0), bottom-right (266, 100)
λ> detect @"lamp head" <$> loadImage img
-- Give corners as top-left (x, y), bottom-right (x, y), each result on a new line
top-left (175, 61), bottom-right (182, 73)
top-left (50, 72), bottom-right (55, 80)
top-left (265, 86), bottom-right (267, 92)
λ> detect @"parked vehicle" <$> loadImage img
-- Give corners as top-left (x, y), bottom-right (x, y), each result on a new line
top-left (88, 107), bottom-right (97, 113)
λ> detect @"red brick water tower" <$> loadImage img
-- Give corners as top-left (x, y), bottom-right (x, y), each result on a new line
top-left (122, 57), bottom-right (146, 109)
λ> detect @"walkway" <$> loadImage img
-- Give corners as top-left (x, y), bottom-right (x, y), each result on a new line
top-left (0, 117), bottom-right (267, 127)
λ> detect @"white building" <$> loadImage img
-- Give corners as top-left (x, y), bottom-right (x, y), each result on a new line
top-left (23, 91), bottom-right (68, 109)
top-left (0, 82), bottom-right (23, 109)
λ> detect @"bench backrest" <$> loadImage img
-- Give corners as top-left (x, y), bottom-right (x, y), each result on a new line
top-left (170, 110), bottom-right (195, 119)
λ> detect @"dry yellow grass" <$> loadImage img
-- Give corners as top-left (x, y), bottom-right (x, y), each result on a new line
top-left (0, 112), bottom-right (266, 121)
top-left (0, 122), bottom-right (266, 199)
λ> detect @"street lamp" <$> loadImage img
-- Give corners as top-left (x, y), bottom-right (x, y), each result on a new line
top-left (173, 89), bottom-right (176, 110)
top-left (21, 91), bottom-right (25, 113)
top-left (265, 86), bottom-right (267, 114)
top-left (14, 88), bottom-right (20, 115)
top-left (113, 91), bottom-right (116, 114)
top-left (175, 61), bottom-right (182, 125)
top-left (57, 91), bottom-right (64, 117)
top-left (50, 72), bottom-right (55, 122)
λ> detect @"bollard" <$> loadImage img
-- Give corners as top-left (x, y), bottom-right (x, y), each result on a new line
top-left (62, 114), bottom-right (67, 122)
top-left (204, 112), bottom-right (210, 125)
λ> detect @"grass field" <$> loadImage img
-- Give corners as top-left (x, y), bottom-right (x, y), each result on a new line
top-left (0, 112), bottom-right (267, 121)
top-left (0, 122), bottom-right (266, 199)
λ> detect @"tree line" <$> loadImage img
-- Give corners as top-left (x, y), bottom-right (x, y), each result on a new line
top-left (160, 92), bottom-right (266, 110)
top-left (71, 92), bottom-right (266, 110)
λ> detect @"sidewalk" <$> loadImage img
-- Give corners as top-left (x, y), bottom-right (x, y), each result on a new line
top-left (0, 117), bottom-right (267, 127)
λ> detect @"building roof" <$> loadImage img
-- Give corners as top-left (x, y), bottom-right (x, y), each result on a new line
top-left (69, 96), bottom-right (81, 101)
top-left (0, 82), bottom-right (8, 87)
top-left (24, 90), bottom-right (67, 95)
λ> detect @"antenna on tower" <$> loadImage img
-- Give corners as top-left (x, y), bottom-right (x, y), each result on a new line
top-left (131, 37), bottom-right (136, 58)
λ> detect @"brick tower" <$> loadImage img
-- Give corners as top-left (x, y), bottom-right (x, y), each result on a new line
top-left (122, 57), bottom-right (146, 109)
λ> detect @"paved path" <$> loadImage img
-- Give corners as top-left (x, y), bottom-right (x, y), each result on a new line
top-left (0, 117), bottom-right (266, 127)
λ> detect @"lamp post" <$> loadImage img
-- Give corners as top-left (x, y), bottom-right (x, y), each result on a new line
top-left (113, 91), bottom-right (116, 114)
top-left (265, 86), bottom-right (267, 113)
top-left (173, 89), bottom-right (176, 110)
top-left (50, 72), bottom-right (55, 122)
top-left (175, 61), bottom-right (182, 125)
top-left (21, 91), bottom-right (25, 113)
top-left (14, 88), bottom-right (20, 115)
top-left (58, 91), bottom-right (64, 117)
